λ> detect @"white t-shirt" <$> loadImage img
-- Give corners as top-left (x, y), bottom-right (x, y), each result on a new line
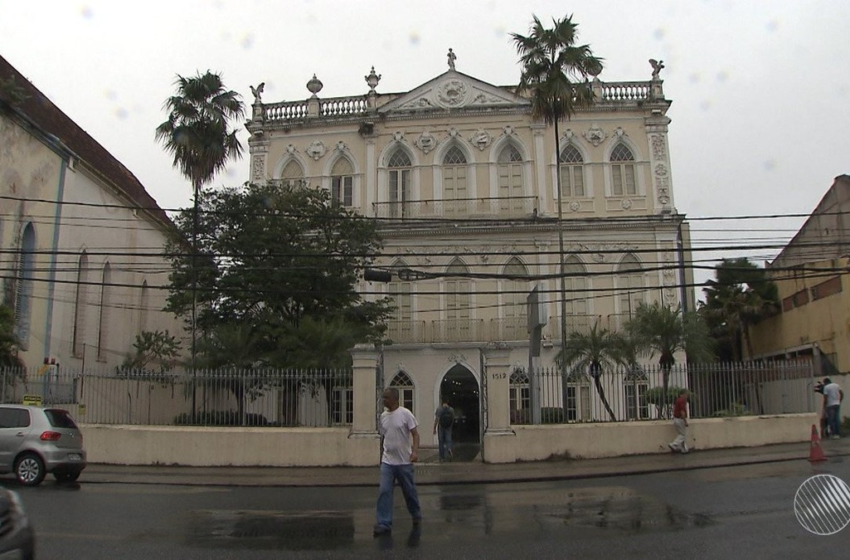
top-left (379, 406), bottom-right (418, 465)
top-left (824, 383), bottom-right (842, 407)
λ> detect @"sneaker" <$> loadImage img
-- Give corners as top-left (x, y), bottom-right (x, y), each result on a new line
top-left (667, 443), bottom-right (678, 453)
top-left (373, 525), bottom-right (391, 537)
top-left (831, 435), bottom-right (841, 440)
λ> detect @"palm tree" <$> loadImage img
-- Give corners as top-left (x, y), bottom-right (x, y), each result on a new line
top-left (556, 324), bottom-right (622, 421)
top-left (701, 258), bottom-right (779, 361)
top-left (627, 302), bottom-right (713, 416)
top-left (155, 71), bottom-right (245, 417)
top-left (512, 15), bottom-right (603, 390)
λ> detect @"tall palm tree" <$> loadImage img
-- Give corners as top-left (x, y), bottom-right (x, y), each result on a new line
top-left (512, 15), bottom-right (603, 388)
top-left (155, 71), bottom-right (245, 416)
top-left (701, 258), bottom-right (779, 361)
top-left (627, 302), bottom-right (713, 416)
top-left (556, 324), bottom-right (622, 421)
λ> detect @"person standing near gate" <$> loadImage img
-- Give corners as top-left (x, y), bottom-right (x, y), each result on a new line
top-left (822, 378), bottom-right (844, 439)
top-left (667, 388), bottom-right (690, 454)
top-left (433, 400), bottom-right (455, 462)
top-left (373, 388), bottom-right (422, 537)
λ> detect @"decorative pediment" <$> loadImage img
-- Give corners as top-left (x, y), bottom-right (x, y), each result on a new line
top-left (379, 70), bottom-right (529, 114)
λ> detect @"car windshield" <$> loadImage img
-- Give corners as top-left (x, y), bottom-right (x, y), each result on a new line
top-left (44, 409), bottom-right (78, 429)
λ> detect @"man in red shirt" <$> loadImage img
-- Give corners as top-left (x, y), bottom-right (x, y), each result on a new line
top-left (668, 389), bottom-right (690, 454)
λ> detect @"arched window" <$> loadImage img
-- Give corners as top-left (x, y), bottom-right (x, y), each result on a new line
top-left (509, 367), bottom-right (530, 424)
top-left (503, 257), bottom-right (528, 340)
top-left (389, 371), bottom-right (415, 413)
top-left (331, 158), bottom-right (354, 206)
top-left (617, 254), bottom-right (644, 327)
top-left (387, 148), bottom-right (412, 218)
top-left (559, 144), bottom-right (585, 197)
top-left (97, 263), bottom-right (111, 361)
top-left (564, 256), bottom-right (590, 333)
top-left (281, 160), bottom-right (304, 187)
top-left (498, 144), bottom-right (524, 214)
top-left (72, 252), bottom-right (90, 357)
top-left (610, 143), bottom-right (636, 196)
top-left (388, 259), bottom-right (414, 343)
top-left (13, 223), bottom-right (36, 348)
top-left (443, 146), bottom-right (468, 213)
top-left (566, 368), bottom-right (592, 422)
top-left (624, 368), bottom-right (649, 420)
top-left (445, 258), bottom-right (471, 342)
top-left (138, 280), bottom-right (149, 335)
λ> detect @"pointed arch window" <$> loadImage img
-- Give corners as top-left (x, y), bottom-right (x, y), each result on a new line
top-left (559, 144), bottom-right (585, 197)
top-left (509, 367), bottom-right (530, 424)
top-left (96, 263), bottom-right (112, 361)
top-left (388, 259), bottom-right (414, 343)
top-left (564, 256), bottom-right (591, 334)
top-left (331, 158), bottom-right (354, 206)
top-left (617, 254), bottom-right (644, 328)
top-left (610, 143), bottom-right (636, 196)
top-left (624, 368), bottom-right (649, 420)
top-left (138, 280), bottom-right (149, 335)
top-left (387, 148), bottom-right (411, 218)
top-left (389, 371), bottom-right (415, 413)
top-left (498, 144), bottom-right (524, 214)
top-left (443, 146), bottom-right (468, 211)
top-left (444, 259), bottom-right (472, 341)
top-left (503, 257), bottom-right (529, 340)
top-left (13, 223), bottom-right (36, 348)
top-left (281, 160), bottom-right (304, 188)
top-left (72, 252), bottom-right (90, 357)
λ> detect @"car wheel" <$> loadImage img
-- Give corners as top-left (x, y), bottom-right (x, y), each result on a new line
top-left (15, 454), bottom-right (45, 487)
top-left (54, 471), bottom-right (81, 483)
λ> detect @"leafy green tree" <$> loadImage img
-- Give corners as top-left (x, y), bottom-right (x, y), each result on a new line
top-left (512, 14), bottom-right (603, 391)
top-left (155, 70), bottom-right (246, 376)
top-left (626, 302), bottom-right (713, 416)
top-left (164, 181), bottom-right (391, 367)
top-left (700, 258), bottom-right (779, 361)
top-left (556, 324), bottom-right (622, 421)
top-left (121, 330), bottom-right (182, 373)
top-left (0, 304), bottom-right (23, 368)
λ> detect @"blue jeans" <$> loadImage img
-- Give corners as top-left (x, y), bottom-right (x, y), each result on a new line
top-left (826, 405), bottom-right (841, 436)
top-left (437, 426), bottom-right (453, 459)
top-left (376, 463), bottom-right (421, 530)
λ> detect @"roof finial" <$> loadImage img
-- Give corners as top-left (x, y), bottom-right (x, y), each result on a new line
top-left (447, 48), bottom-right (457, 71)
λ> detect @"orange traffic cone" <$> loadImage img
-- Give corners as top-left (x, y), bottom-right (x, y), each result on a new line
top-left (809, 424), bottom-right (827, 463)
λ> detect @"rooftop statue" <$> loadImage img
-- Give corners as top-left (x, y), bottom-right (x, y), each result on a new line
top-left (649, 59), bottom-right (665, 80)
top-left (447, 48), bottom-right (457, 70)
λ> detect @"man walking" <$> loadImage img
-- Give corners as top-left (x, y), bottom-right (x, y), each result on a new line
top-left (433, 400), bottom-right (454, 462)
top-left (668, 388), bottom-right (690, 454)
top-left (374, 388), bottom-right (422, 537)
top-left (823, 378), bottom-right (844, 439)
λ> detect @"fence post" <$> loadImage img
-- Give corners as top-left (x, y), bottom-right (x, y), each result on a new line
top-left (349, 344), bottom-right (380, 437)
top-left (481, 343), bottom-right (515, 463)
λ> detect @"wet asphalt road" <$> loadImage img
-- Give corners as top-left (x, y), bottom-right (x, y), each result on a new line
top-left (6, 456), bottom-right (850, 559)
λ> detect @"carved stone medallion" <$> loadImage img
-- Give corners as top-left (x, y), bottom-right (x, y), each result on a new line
top-left (415, 132), bottom-right (438, 154)
top-left (468, 129), bottom-right (491, 151)
top-left (584, 125), bottom-right (607, 147)
top-left (305, 140), bottom-right (326, 161)
top-left (436, 79), bottom-right (469, 108)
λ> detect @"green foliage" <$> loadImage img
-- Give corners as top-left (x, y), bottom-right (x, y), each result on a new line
top-left (155, 71), bottom-right (245, 192)
top-left (556, 324), bottom-right (621, 421)
top-left (511, 14), bottom-right (604, 123)
top-left (627, 302), bottom-right (714, 368)
top-left (645, 385), bottom-right (686, 418)
top-left (0, 305), bottom-right (23, 368)
top-left (164, 181), bottom-right (391, 368)
top-left (712, 403), bottom-right (752, 417)
top-left (121, 330), bottom-right (182, 373)
top-left (541, 407), bottom-right (566, 424)
top-left (173, 410), bottom-right (270, 426)
top-left (699, 258), bottom-right (780, 361)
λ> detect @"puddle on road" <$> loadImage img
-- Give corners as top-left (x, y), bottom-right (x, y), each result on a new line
top-left (187, 510), bottom-right (355, 550)
top-left (544, 487), bottom-right (715, 533)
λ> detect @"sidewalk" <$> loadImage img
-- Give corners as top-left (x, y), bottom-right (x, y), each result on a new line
top-left (80, 437), bottom-right (850, 488)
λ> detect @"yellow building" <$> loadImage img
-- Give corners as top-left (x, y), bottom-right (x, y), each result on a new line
top-left (749, 175), bottom-right (850, 374)
top-left (247, 51), bottom-right (694, 444)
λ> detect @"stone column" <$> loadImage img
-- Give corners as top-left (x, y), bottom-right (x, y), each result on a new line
top-left (481, 344), bottom-right (516, 463)
top-left (349, 344), bottom-right (379, 436)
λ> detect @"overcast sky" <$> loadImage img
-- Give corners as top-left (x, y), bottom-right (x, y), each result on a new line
top-left (2, 0), bottom-right (848, 286)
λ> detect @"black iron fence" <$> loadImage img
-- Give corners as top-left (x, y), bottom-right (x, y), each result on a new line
top-left (509, 361), bottom-right (816, 425)
top-left (0, 367), bottom-right (353, 427)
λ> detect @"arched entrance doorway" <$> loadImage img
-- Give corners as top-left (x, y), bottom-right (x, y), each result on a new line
top-left (439, 364), bottom-right (480, 461)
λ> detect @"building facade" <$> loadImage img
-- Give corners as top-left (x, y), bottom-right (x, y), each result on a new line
top-left (246, 52), bottom-right (694, 445)
top-left (0, 55), bottom-right (182, 370)
top-left (749, 175), bottom-right (850, 374)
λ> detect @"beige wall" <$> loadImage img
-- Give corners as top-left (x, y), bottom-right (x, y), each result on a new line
top-left (82, 413), bottom-right (815, 467)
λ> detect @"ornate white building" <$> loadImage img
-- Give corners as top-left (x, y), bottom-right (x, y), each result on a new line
top-left (246, 52), bottom-right (694, 446)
